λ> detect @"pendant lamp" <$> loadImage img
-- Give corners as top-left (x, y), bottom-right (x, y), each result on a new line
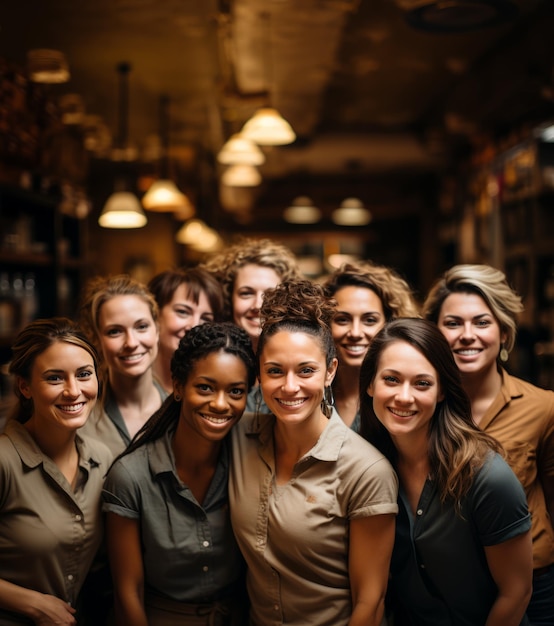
top-left (217, 134), bottom-right (265, 166)
top-left (221, 164), bottom-right (261, 187)
top-left (241, 107), bottom-right (296, 146)
top-left (27, 49), bottom-right (70, 84)
top-left (99, 62), bottom-right (146, 229)
top-left (283, 196), bottom-right (321, 224)
top-left (142, 95), bottom-right (193, 216)
top-left (332, 198), bottom-right (372, 226)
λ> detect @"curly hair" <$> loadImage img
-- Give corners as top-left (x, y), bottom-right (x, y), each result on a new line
top-left (116, 322), bottom-right (256, 459)
top-left (422, 264), bottom-right (524, 354)
top-left (8, 317), bottom-right (100, 424)
top-left (324, 261), bottom-right (420, 320)
top-left (78, 274), bottom-right (159, 364)
top-left (148, 267), bottom-right (224, 321)
top-left (359, 318), bottom-right (502, 509)
top-left (257, 280), bottom-right (337, 369)
top-left (201, 237), bottom-right (301, 320)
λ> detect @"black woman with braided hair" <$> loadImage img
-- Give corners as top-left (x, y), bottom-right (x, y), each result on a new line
top-left (102, 322), bottom-right (256, 626)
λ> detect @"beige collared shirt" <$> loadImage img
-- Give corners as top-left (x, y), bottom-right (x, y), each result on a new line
top-left (0, 420), bottom-right (113, 624)
top-left (229, 409), bottom-right (398, 626)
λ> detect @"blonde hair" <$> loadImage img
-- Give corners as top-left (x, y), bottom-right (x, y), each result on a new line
top-left (202, 237), bottom-right (301, 320)
top-left (324, 261), bottom-right (420, 319)
top-left (422, 264), bottom-right (523, 354)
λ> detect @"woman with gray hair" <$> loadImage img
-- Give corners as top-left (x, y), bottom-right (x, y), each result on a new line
top-left (422, 263), bottom-right (554, 625)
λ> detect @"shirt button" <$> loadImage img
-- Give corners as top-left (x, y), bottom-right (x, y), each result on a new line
top-left (202, 540), bottom-right (209, 547)
top-left (416, 509), bottom-right (423, 516)
top-left (74, 514), bottom-right (82, 521)
top-left (67, 574), bottom-right (74, 581)
top-left (273, 605), bottom-right (279, 611)
top-left (420, 564), bottom-right (425, 569)
top-left (203, 566), bottom-right (209, 572)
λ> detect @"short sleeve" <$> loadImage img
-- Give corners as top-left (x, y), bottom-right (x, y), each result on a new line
top-left (470, 452), bottom-right (531, 546)
top-left (102, 456), bottom-right (142, 520)
top-left (348, 455), bottom-right (399, 520)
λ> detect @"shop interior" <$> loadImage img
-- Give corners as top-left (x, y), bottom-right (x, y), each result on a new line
top-left (1, 0), bottom-right (554, 396)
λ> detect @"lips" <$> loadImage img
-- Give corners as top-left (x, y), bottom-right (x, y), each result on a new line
top-left (119, 352), bottom-right (145, 362)
top-left (388, 407), bottom-right (416, 418)
top-left (341, 344), bottom-right (368, 355)
top-left (276, 398), bottom-right (306, 407)
top-left (57, 402), bottom-right (86, 413)
top-left (200, 413), bottom-right (234, 425)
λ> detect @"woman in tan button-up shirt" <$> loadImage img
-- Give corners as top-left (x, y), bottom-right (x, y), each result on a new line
top-left (0, 318), bottom-right (112, 626)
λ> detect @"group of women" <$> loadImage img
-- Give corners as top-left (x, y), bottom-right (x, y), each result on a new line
top-left (0, 235), bottom-right (552, 626)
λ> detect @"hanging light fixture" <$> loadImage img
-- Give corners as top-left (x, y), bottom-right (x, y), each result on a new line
top-left (332, 198), bottom-right (372, 226)
top-left (27, 49), bottom-right (70, 84)
top-left (99, 62), bottom-right (146, 229)
top-left (142, 95), bottom-right (194, 216)
top-left (98, 190), bottom-right (147, 228)
top-left (283, 196), bottom-right (321, 224)
top-left (221, 164), bottom-right (262, 187)
top-left (217, 134), bottom-right (265, 166)
top-left (175, 219), bottom-right (223, 253)
top-left (241, 108), bottom-right (296, 146)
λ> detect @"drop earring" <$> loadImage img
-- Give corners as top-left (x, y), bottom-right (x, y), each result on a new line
top-left (499, 345), bottom-right (509, 363)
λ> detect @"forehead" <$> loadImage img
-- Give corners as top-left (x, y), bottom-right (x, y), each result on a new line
top-left (441, 291), bottom-right (493, 316)
top-left (188, 350), bottom-right (248, 380)
top-left (32, 341), bottom-right (95, 371)
top-left (334, 285), bottom-right (384, 312)
top-left (378, 341), bottom-right (437, 377)
top-left (262, 330), bottom-right (325, 361)
top-left (99, 294), bottom-right (153, 323)
top-left (234, 264), bottom-right (280, 289)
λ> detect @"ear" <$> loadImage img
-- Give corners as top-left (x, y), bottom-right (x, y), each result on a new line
top-left (325, 358), bottom-right (338, 386)
top-left (18, 377), bottom-right (32, 400)
top-left (366, 382), bottom-right (374, 398)
top-left (173, 381), bottom-right (183, 400)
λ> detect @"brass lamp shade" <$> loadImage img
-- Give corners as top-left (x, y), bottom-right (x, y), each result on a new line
top-left (98, 192), bottom-right (147, 228)
top-left (241, 108), bottom-right (296, 146)
top-left (142, 180), bottom-right (194, 217)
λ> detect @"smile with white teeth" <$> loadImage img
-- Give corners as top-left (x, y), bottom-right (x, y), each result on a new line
top-left (277, 398), bottom-right (305, 407)
top-left (120, 353), bottom-right (144, 362)
top-left (455, 349), bottom-right (481, 355)
top-left (343, 345), bottom-right (368, 353)
top-left (201, 414), bottom-right (232, 424)
top-left (389, 408), bottom-right (416, 418)
top-left (57, 402), bottom-right (85, 412)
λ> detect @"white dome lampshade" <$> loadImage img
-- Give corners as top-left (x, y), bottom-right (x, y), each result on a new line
top-left (221, 164), bottom-right (262, 187)
top-left (332, 198), bottom-right (372, 226)
top-left (217, 134), bottom-right (265, 166)
top-left (283, 196), bottom-right (322, 224)
top-left (142, 179), bottom-right (194, 217)
top-left (98, 192), bottom-right (147, 228)
top-left (241, 108), bottom-right (296, 146)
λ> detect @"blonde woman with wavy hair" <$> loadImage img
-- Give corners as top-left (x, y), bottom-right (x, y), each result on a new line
top-left (359, 318), bottom-right (532, 626)
top-left (422, 263), bottom-right (554, 625)
top-left (324, 261), bottom-right (420, 431)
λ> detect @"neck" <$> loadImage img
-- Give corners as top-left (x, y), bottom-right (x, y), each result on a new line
top-left (333, 363), bottom-right (361, 397)
top-left (273, 409), bottom-right (328, 460)
top-left (173, 418), bottom-right (221, 469)
top-left (391, 430), bottom-right (429, 468)
top-left (24, 418), bottom-right (78, 481)
top-left (109, 368), bottom-right (156, 406)
top-left (152, 356), bottom-right (173, 395)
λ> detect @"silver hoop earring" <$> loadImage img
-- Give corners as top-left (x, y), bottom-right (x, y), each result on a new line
top-left (174, 393), bottom-right (181, 402)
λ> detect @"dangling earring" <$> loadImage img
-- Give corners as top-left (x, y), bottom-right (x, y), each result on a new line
top-left (321, 385), bottom-right (335, 419)
top-left (499, 344), bottom-right (509, 363)
top-left (174, 393), bottom-right (181, 402)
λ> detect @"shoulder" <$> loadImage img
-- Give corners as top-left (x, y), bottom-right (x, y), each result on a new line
top-left (472, 452), bottom-right (528, 503)
top-left (505, 372), bottom-right (554, 407)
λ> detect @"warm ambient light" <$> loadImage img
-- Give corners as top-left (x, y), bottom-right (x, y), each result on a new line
top-left (241, 108), bottom-right (296, 146)
top-left (27, 49), bottom-right (70, 83)
top-left (283, 196), bottom-right (322, 224)
top-left (98, 192), bottom-right (147, 228)
top-left (221, 164), bottom-right (262, 187)
top-left (142, 180), bottom-right (194, 217)
top-left (331, 197), bottom-right (372, 226)
top-left (217, 134), bottom-right (266, 166)
top-left (175, 219), bottom-right (223, 253)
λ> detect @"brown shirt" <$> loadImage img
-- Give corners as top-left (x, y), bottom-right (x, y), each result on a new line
top-left (0, 420), bottom-right (113, 624)
top-left (481, 369), bottom-right (554, 569)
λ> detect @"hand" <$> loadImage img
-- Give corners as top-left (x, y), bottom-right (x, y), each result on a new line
top-left (31, 594), bottom-right (77, 626)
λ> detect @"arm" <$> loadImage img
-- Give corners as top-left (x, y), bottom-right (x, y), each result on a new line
top-left (106, 512), bottom-right (148, 626)
top-left (484, 531), bottom-right (533, 626)
top-left (0, 580), bottom-right (76, 626)
top-left (348, 513), bottom-right (396, 626)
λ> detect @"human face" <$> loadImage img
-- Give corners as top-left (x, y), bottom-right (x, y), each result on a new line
top-left (436, 292), bottom-right (505, 377)
top-left (259, 330), bottom-right (337, 427)
top-left (368, 340), bottom-right (442, 441)
top-left (332, 286), bottom-right (386, 368)
top-left (98, 295), bottom-right (159, 379)
top-left (158, 285), bottom-right (214, 356)
top-left (175, 350), bottom-right (249, 443)
top-left (18, 341), bottom-right (98, 433)
top-left (232, 264), bottom-right (281, 345)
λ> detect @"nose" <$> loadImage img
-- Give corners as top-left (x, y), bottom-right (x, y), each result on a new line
top-left (396, 382), bottom-right (413, 404)
top-left (460, 322), bottom-right (475, 341)
top-left (282, 371), bottom-right (299, 394)
top-left (124, 329), bottom-right (139, 348)
top-left (210, 390), bottom-right (229, 412)
top-left (347, 318), bottom-right (363, 339)
top-left (63, 376), bottom-right (80, 398)
top-left (253, 291), bottom-right (264, 311)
